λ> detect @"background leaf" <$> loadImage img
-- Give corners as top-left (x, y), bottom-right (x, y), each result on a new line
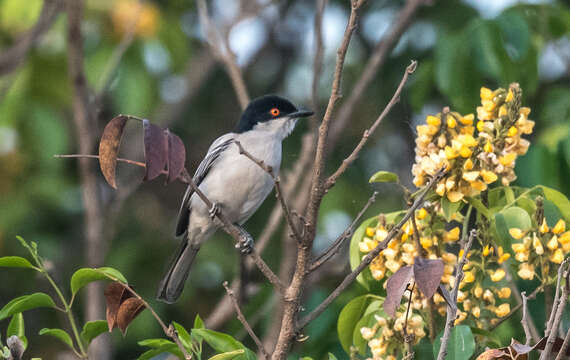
top-left (80, 320), bottom-right (108, 347)
top-left (0, 257), bottom-right (35, 269)
top-left (70, 267), bottom-right (127, 296)
top-left (0, 293), bottom-right (56, 321)
top-left (433, 325), bottom-right (475, 360)
top-left (38, 328), bottom-right (75, 351)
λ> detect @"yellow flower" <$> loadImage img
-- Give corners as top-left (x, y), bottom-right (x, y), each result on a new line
top-left (459, 146), bottom-right (472, 158)
top-left (498, 105), bottom-right (507, 117)
top-left (436, 182), bottom-right (446, 196)
top-left (547, 236), bottom-right (559, 251)
top-left (480, 87), bottom-right (494, 101)
top-left (366, 227), bottom-right (375, 237)
top-left (473, 286), bottom-right (483, 298)
top-left (518, 263), bottom-right (535, 280)
top-left (553, 219), bottom-right (566, 234)
top-left (442, 253), bottom-right (457, 264)
top-left (509, 228), bottom-right (525, 240)
top-left (491, 269), bottom-right (506, 282)
top-left (559, 232), bottom-right (570, 245)
top-left (447, 191), bottom-right (464, 203)
top-left (460, 114), bottom-right (474, 125)
top-left (550, 249), bottom-right (564, 264)
top-left (495, 303), bottom-right (510, 317)
top-left (416, 208), bottom-right (428, 220)
top-left (482, 245), bottom-right (491, 256)
top-left (533, 234), bottom-right (544, 255)
top-left (480, 170), bottom-right (498, 184)
top-left (360, 238), bottom-right (378, 252)
top-left (499, 153), bottom-right (517, 166)
top-left (462, 171), bottom-right (480, 182)
top-left (506, 89), bottom-right (514, 102)
top-left (483, 289), bottom-right (495, 304)
top-left (507, 126), bottom-right (518, 137)
top-left (447, 116), bottom-right (457, 128)
top-left (464, 158), bottom-right (474, 170)
top-left (540, 218), bottom-right (549, 233)
top-left (471, 180), bottom-right (487, 192)
top-left (477, 121), bottom-right (486, 132)
top-left (371, 268), bottom-right (385, 280)
top-left (420, 237), bottom-right (432, 249)
top-left (445, 227), bottom-right (461, 242)
top-left (498, 253), bottom-right (511, 264)
top-left (472, 306), bottom-right (481, 318)
top-left (463, 271), bottom-right (475, 283)
top-left (427, 115), bottom-right (441, 127)
top-left (445, 146), bottom-right (459, 159)
top-left (484, 141), bottom-right (494, 153)
top-left (360, 327), bottom-right (375, 340)
top-left (512, 243), bottom-right (527, 253)
top-left (497, 287), bottom-right (511, 299)
top-left (385, 260), bottom-right (401, 273)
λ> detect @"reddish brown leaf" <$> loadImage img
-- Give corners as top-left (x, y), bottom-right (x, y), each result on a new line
top-left (143, 119), bottom-right (168, 181)
top-left (476, 349), bottom-right (509, 360)
top-left (384, 265), bottom-right (413, 317)
top-left (532, 336), bottom-right (569, 356)
top-left (166, 130), bottom-right (186, 183)
top-left (98, 115), bottom-right (128, 189)
top-left (104, 282), bottom-right (131, 331)
top-left (413, 257), bottom-right (444, 299)
top-left (116, 297), bottom-right (145, 335)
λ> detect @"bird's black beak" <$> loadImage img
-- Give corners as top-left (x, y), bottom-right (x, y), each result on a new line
top-left (289, 109), bottom-right (314, 119)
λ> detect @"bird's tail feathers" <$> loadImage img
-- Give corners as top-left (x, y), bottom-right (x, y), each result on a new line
top-left (156, 239), bottom-right (200, 304)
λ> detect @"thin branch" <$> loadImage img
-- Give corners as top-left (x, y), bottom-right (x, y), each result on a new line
top-left (297, 169), bottom-right (445, 330)
top-left (541, 259), bottom-right (570, 360)
top-left (324, 60), bottom-right (417, 190)
top-left (489, 283), bottom-right (544, 331)
top-left (555, 326), bottom-right (570, 360)
top-left (121, 283), bottom-right (192, 359)
top-left (234, 140), bottom-right (302, 242)
top-left (310, 0), bottom-right (327, 130)
top-left (309, 191), bottom-right (378, 272)
top-left (223, 281), bottom-right (269, 359)
top-left (54, 154), bottom-right (146, 168)
top-left (436, 229), bottom-right (477, 360)
top-left (521, 291), bottom-right (532, 346)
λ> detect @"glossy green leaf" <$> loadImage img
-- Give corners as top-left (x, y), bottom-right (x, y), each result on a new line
top-left (194, 314), bottom-right (205, 329)
top-left (138, 338), bottom-right (175, 348)
top-left (173, 321), bottom-right (192, 350)
top-left (137, 342), bottom-right (182, 360)
top-left (7, 313), bottom-right (27, 350)
top-left (369, 171), bottom-right (399, 184)
top-left (441, 197), bottom-right (463, 222)
top-left (328, 353), bottom-right (338, 360)
top-left (433, 325), bottom-right (475, 360)
top-left (70, 267), bottom-right (127, 296)
top-left (349, 217), bottom-right (378, 290)
top-left (539, 186), bottom-right (570, 222)
top-left (192, 329), bottom-right (254, 360)
top-left (337, 295), bottom-right (382, 354)
top-left (209, 349), bottom-right (245, 360)
top-left (0, 256), bottom-right (36, 269)
top-left (0, 293), bottom-right (56, 320)
top-left (466, 197), bottom-right (491, 219)
top-left (38, 328), bottom-right (74, 350)
top-left (80, 320), bottom-right (108, 347)
top-left (494, 206), bottom-right (532, 246)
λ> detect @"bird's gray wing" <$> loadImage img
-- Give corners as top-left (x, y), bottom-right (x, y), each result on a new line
top-left (175, 134), bottom-right (235, 236)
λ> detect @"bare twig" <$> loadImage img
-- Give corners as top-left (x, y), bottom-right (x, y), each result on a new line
top-left (489, 283), bottom-right (545, 331)
top-left (54, 154), bottom-right (146, 168)
top-left (234, 140), bottom-right (302, 242)
top-left (223, 281), bottom-right (269, 359)
top-left (541, 259), bottom-right (570, 360)
top-left (436, 229), bottom-right (477, 360)
top-left (297, 169), bottom-right (445, 330)
top-left (521, 291), bottom-right (532, 346)
top-left (555, 326), bottom-right (570, 360)
top-left (310, 0), bottom-right (327, 129)
top-left (0, 0), bottom-right (63, 75)
top-left (309, 191), bottom-right (378, 272)
top-left (121, 283), bottom-right (191, 359)
top-left (324, 60), bottom-right (417, 190)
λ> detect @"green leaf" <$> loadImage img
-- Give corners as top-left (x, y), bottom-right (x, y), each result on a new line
top-left (38, 328), bottom-right (75, 351)
top-left (138, 338), bottom-right (175, 348)
top-left (328, 353), bottom-right (338, 360)
top-left (369, 171), bottom-right (399, 184)
top-left (337, 295), bottom-right (381, 353)
top-left (0, 256), bottom-right (36, 269)
top-left (0, 293), bottom-right (56, 320)
top-left (70, 267), bottom-right (127, 296)
top-left (173, 321), bottom-right (191, 350)
top-left (433, 325), bottom-right (475, 360)
top-left (209, 349), bottom-right (245, 360)
top-left (494, 206), bottom-right (532, 247)
top-left (441, 197), bottom-right (463, 222)
top-left (194, 314), bottom-right (205, 329)
top-left (465, 197), bottom-right (491, 219)
top-left (469, 327), bottom-right (501, 348)
top-left (539, 186), bottom-right (570, 222)
top-left (137, 343), bottom-right (182, 360)
top-left (192, 329), bottom-right (254, 360)
top-left (7, 313), bottom-right (27, 350)
top-left (80, 320), bottom-right (108, 347)
top-left (349, 216), bottom-right (378, 290)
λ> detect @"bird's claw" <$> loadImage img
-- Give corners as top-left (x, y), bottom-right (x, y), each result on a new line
top-left (208, 203), bottom-right (220, 219)
top-left (234, 226), bottom-right (254, 254)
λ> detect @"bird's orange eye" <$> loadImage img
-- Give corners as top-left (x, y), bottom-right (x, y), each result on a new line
top-left (270, 108), bottom-right (280, 116)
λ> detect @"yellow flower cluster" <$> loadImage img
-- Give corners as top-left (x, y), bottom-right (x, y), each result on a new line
top-left (361, 311), bottom-right (425, 360)
top-left (412, 84), bottom-right (533, 202)
top-left (511, 218), bottom-right (570, 281)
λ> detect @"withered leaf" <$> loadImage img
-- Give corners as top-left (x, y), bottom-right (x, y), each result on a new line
top-left (116, 297), bottom-right (145, 335)
top-left (413, 257), bottom-right (444, 299)
top-left (104, 282), bottom-right (131, 332)
top-left (99, 115), bottom-right (128, 189)
top-left (384, 265), bottom-right (413, 317)
top-left (166, 130), bottom-right (186, 183)
top-left (476, 349), bottom-right (509, 360)
top-left (533, 336), bottom-right (569, 356)
top-left (143, 119), bottom-right (168, 181)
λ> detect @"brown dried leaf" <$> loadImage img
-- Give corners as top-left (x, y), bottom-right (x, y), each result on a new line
top-left (116, 297), bottom-right (145, 335)
top-left (476, 349), bottom-right (509, 360)
top-left (532, 336), bottom-right (569, 356)
top-left (413, 257), bottom-right (444, 299)
top-left (143, 119), bottom-right (168, 181)
top-left (166, 130), bottom-right (186, 183)
top-left (104, 282), bottom-right (131, 331)
top-left (98, 115), bottom-right (128, 189)
top-left (384, 265), bottom-right (413, 317)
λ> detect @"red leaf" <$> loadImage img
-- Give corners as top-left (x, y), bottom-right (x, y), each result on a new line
top-left (413, 257), bottom-right (444, 299)
top-left (166, 130), bottom-right (186, 183)
top-left (384, 265), bottom-right (413, 317)
top-left (98, 115), bottom-right (128, 189)
top-left (143, 119), bottom-right (168, 181)
top-left (116, 297), bottom-right (145, 335)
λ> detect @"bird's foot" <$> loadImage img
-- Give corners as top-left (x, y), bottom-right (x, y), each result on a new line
top-left (208, 202), bottom-right (220, 219)
top-left (234, 225), bottom-right (254, 254)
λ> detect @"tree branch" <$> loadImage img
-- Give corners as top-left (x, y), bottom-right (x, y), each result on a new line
top-left (521, 291), bottom-right (532, 346)
top-left (297, 169), bottom-right (445, 330)
top-left (324, 60), bottom-right (417, 190)
top-left (541, 259), bottom-right (570, 360)
top-left (436, 229), bottom-right (477, 360)
top-left (223, 281), bottom-right (269, 359)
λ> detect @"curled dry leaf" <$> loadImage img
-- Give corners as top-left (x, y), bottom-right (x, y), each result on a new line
top-left (384, 265), bottom-right (413, 317)
top-left (413, 257), bottom-right (444, 299)
top-left (98, 115), bottom-right (127, 189)
top-left (166, 130), bottom-right (186, 183)
top-left (476, 349), bottom-right (509, 360)
top-left (143, 119), bottom-right (168, 181)
top-left (104, 282), bottom-right (145, 335)
top-left (116, 297), bottom-right (145, 336)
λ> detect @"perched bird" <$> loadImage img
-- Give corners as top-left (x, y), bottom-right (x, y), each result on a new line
top-left (157, 95), bottom-right (313, 303)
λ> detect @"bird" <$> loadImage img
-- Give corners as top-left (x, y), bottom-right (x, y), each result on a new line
top-left (157, 94), bottom-right (313, 303)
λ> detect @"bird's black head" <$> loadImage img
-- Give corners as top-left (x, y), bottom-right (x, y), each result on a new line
top-left (234, 95), bottom-right (313, 133)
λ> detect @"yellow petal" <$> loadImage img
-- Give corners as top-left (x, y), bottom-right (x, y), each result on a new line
top-left (460, 114), bottom-right (474, 125)
top-left (495, 303), bottom-right (510, 317)
top-left (462, 171), bottom-right (480, 182)
top-left (509, 228), bottom-right (525, 240)
top-left (547, 236), bottom-right (559, 250)
top-left (499, 153), bottom-right (517, 166)
top-left (416, 208), bottom-right (428, 220)
top-left (540, 218), bottom-right (549, 233)
top-left (550, 248), bottom-right (564, 264)
top-left (426, 115), bottom-right (441, 127)
top-left (553, 219), bottom-right (566, 234)
top-left (463, 158), bottom-right (474, 170)
top-left (558, 232), bottom-right (570, 245)
top-left (491, 269), bottom-right (506, 282)
top-left (506, 89), bottom-right (514, 102)
top-left (480, 170), bottom-right (498, 184)
top-left (447, 191), bottom-right (464, 203)
top-left (366, 227), bottom-right (375, 237)
top-left (447, 116), bottom-right (457, 128)
top-left (484, 141), bottom-right (494, 153)
top-left (471, 180), bottom-right (487, 192)
top-left (459, 146), bottom-right (472, 158)
top-left (480, 87), bottom-right (494, 101)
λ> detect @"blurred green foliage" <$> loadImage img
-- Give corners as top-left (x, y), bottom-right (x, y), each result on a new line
top-left (0, 0), bottom-right (569, 358)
